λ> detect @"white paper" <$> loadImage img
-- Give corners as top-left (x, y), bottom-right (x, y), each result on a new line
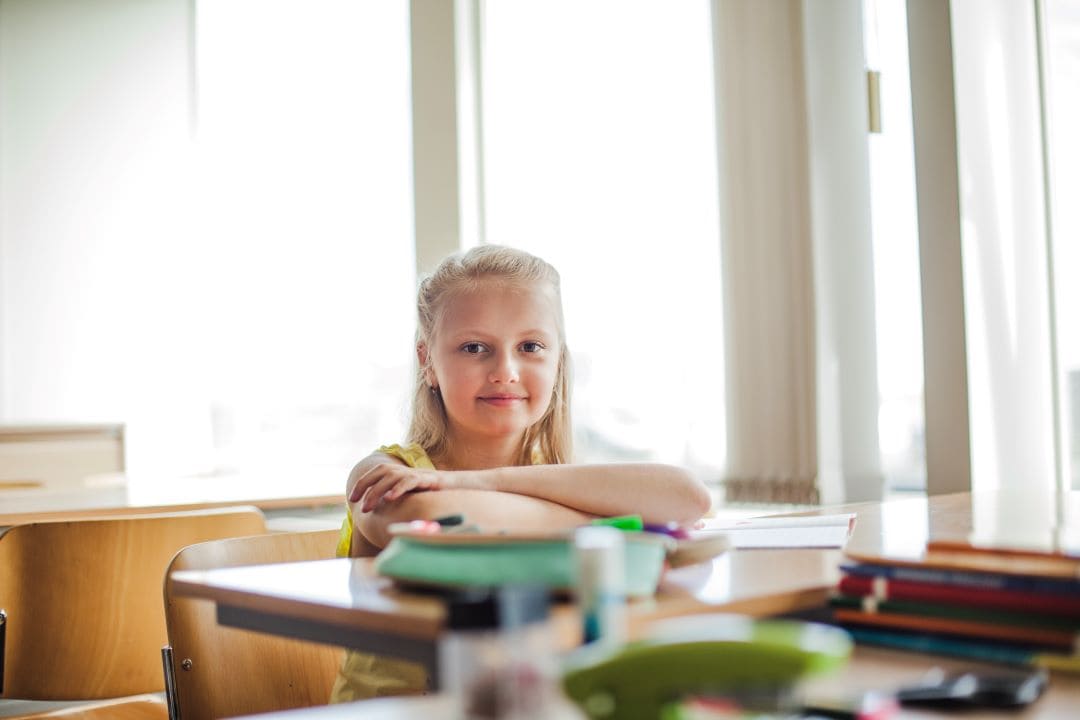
top-left (691, 512), bottom-right (854, 549)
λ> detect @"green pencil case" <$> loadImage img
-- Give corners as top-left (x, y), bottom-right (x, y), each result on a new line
top-left (373, 530), bottom-right (673, 597)
top-left (562, 614), bottom-right (853, 720)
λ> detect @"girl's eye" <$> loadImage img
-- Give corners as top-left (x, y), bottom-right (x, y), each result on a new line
top-left (462, 342), bottom-right (487, 354)
top-left (521, 341), bottom-right (544, 353)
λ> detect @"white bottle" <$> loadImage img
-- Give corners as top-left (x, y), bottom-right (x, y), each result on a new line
top-left (573, 526), bottom-right (627, 651)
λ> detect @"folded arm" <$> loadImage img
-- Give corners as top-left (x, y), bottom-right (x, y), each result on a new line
top-left (462, 463), bottom-right (712, 524)
top-left (355, 488), bottom-right (592, 548)
top-left (348, 455), bottom-right (711, 527)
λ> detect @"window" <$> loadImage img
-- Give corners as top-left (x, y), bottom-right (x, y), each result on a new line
top-left (187, 0), bottom-right (416, 479)
top-left (0, 0), bottom-right (416, 483)
top-left (863, 0), bottom-right (927, 492)
top-left (1043, 0), bottom-right (1080, 489)
top-left (481, 0), bottom-right (725, 477)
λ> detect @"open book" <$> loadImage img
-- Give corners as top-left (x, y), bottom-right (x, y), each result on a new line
top-left (691, 513), bottom-right (855, 549)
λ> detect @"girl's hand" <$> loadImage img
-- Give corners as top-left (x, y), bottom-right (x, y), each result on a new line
top-left (349, 462), bottom-right (455, 512)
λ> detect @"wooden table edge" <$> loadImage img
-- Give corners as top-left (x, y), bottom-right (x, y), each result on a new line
top-left (170, 569), bottom-right (445, 641)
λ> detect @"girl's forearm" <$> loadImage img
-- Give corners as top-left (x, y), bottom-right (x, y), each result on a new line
top-left (356, 488), bottom-right (592, 548)
top-left (461, 464), bottom-right (711, 524)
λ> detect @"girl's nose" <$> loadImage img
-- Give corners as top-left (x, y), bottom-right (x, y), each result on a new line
top-left (488, 352), bottom-right (520, 383)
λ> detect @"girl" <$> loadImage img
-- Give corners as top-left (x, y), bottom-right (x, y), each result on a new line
top-left (330, 245), bottom-right (711, 701)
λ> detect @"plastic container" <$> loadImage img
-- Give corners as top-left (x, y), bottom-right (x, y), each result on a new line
top-left (574, 525), bottom-right (627, 649)
top-left (439, 586), bottom-right (556, 719)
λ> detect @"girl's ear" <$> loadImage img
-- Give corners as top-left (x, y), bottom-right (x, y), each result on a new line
top-left (417, 342), bottom-right (433, 386)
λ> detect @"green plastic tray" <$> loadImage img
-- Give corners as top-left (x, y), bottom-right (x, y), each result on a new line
top-left (374, 531), bottom-right (671, 597)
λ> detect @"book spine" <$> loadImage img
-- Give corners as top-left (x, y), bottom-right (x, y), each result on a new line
top-left (833, 608), bottom-right (1079, 650)
top-left (846, 627), bottom-right (1080, 674)
top-left (838, 575), bottom-right (1080, 616)
top-left (840, 562), bottom-right (1080, 595)
top-left (920, 549), bottom-right (1080, 579)
top-left (830, 593), bottom-right (1080, 630)
top-left (843, 626), bottom-right (1040, 666)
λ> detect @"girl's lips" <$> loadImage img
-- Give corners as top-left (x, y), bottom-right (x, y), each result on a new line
top-left (479, 395), bottom-right (527, 406)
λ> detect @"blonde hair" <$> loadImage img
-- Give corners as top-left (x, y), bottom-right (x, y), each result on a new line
top-left (407, 245), bottom-right (572, 466)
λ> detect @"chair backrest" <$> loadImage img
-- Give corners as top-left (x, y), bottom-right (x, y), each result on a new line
top-left (162, 529), bottom-right (342, 720)
top-left (0, 507), bottom-right (267, 700)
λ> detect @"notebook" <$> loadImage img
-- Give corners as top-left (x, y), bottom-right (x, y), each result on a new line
top-left (691, 513), bottom-right (855, 549)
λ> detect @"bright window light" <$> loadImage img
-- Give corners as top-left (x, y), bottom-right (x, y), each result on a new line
top-left (481, 0), bottom-right (725, 478)
top-left (1044, 0), bottom-right (1080, 489)
top-left (864, 0), bottom-right (927, 491)
top-left (191, 0), bottom-right (415, 480)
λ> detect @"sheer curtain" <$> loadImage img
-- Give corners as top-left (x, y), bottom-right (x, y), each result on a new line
top-left (712, 0), bottom-right (883, 505)
top-left (711, 0), bottom-right (819, 504)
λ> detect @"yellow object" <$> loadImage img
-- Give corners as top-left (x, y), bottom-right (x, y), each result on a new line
top-left (330, 442), bottom-right (435, 702)
top-left (335, 443), bottom-right (435, 558)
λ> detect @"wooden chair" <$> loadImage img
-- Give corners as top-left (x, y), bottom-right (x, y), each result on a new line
top-left (162, 529), bottom-right (342, 720)
top-left (0, 507), bottom-right (267, 709)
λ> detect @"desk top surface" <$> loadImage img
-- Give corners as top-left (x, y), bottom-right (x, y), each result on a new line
top-left (0, 470), bottom-right (344, 525)
top-left (176, 491), bottom-right (1080, 719)
top-left (171, 491), bottom-right (1044, 640)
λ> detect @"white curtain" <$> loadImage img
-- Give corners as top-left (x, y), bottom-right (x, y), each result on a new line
top-left (711, 0), bottom-right (884, 505)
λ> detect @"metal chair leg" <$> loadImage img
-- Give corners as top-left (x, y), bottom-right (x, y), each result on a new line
top-left (1, 609), bottom-right (7, 694)
top-left (161, 644), bottom-right (181, 720)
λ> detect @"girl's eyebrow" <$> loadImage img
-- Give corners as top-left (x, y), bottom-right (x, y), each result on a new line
top-left (519, 328), bottom-right (556, 339)
top-left (447, 328), bottom-right (555, 341)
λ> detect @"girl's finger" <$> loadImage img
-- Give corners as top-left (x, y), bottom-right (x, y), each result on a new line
top-left (351, 463), bottom-right (398, 503)
top-left (385, 478), bottom-right (416, 501)
top-left (349, 465), bottom-right (382, 503)
top-left (362, 473), bottom-right (402, 511)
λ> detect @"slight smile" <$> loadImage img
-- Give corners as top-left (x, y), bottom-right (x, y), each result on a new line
top-left (479, 394), bottom-right (528, 407)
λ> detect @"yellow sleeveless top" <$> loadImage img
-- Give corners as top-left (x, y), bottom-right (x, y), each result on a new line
top-left (335, 442), bottom-right (435, 558)
top-left (329, 442), bottom-right (433, 702)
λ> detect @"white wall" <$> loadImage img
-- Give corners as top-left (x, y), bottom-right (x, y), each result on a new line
top-left (0, 0), bottom-right (418, 480)
top-left (0, 0), bottom-right (192, 424)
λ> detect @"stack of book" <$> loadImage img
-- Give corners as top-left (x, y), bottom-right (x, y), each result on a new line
top-left (831, 540), bottom-right (1080, 673)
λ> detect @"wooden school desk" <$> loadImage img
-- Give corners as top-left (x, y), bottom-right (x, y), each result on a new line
top-left (0, 470), bottom-right (344, 527)
top-left (172, 492), bottom-right (1080, 718)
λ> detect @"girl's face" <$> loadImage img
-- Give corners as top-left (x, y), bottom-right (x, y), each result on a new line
top-left (422, 281), bottom-right (562, 450)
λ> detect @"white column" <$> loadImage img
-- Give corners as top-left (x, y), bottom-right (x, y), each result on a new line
top-left (410, 0), bottom-right (461, 274)
top-left (802, 0), bottom-right (884, 504)
top-left (906, 0), bottom-right (973, 495)
top-left (410, 0), bottom-right (484, 274)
